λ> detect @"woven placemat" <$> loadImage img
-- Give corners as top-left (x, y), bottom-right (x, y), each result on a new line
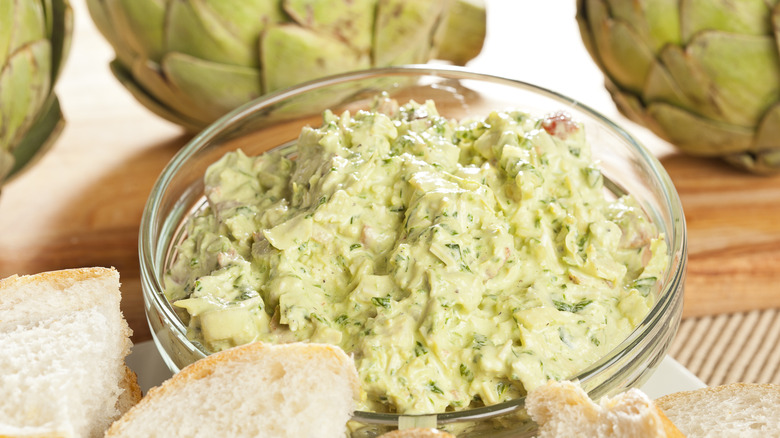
top-left (669, 308), bottom-right (780, 386)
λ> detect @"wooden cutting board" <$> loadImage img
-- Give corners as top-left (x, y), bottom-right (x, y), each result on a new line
top-left (1, 1), bottom-right (779, 342)
top-left (660, 154), bottom-right (780, 317)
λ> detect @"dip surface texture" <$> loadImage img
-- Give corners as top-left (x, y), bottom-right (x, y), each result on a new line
top-left (165, 100), bottom-right (667, 414)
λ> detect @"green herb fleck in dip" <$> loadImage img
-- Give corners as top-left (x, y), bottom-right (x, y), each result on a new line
top-left (164, 98), bottom-right (668, 414)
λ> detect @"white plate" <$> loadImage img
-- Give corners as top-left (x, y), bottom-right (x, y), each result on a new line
top-left (127, 340), bottom-right (706, 399)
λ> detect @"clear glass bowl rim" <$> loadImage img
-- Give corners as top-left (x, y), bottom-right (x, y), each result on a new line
top-left (139, 64), bottom-right (687, 425)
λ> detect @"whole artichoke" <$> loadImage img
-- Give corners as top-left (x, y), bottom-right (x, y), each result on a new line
top-left (86, 0), bottom-right (487, 131)
top-left (1, 0), bottom-right (73, 184)
top-left (577, 0), bottom-right (780, 173)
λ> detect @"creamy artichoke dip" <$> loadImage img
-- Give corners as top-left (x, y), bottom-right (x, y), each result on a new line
top-left (165, 98), bottom-right (668, 414)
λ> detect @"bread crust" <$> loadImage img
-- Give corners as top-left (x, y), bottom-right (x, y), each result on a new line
top-left (105, 342), bottom-right (359, 437)
top-left (656, 406), bottom-right (685, 438)
top-left (0, 266), bottom-right (118, 291)
top-left (161, 341), bottom-right (359, 393)
top-left (117, 365), bottom-right (143, 413)
top-left (656, 382), bottom-right (780, 408)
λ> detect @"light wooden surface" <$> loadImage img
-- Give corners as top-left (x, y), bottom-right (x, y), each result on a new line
top-left (1, 1), bottom-right (778, 343)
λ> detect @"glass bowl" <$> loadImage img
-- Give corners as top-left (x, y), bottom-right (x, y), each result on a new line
top-left (139, 65), bottom-right (686, 437)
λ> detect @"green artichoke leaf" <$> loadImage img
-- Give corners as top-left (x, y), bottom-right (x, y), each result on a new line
top-left (585, 0), bottom-right (657, 94)
top-left (0, 150), bottom-right (11, 183)
top-left (373, 0), bottom-right (445, 66)
top-left (605, 0), bottom-right (680, 53)
top-left (42, 0), bottom-right (54, 37)
top-left (0, 1), bottom-right (14, 67)
top-left (685, 31), bottom-right (780, 128)
top-left (88, 0), bottom-right (138, 68)
top-left (655, 44), bottom-right (717, 120)
top-left (283, 0), bottom-right (376, 55)
top-left (743, 100), bottom-right (780, 171)
top-left (1, 0), bottom-right (47, 68)
top-left (125, 56), bottom-right (231, 128)
top-left (86, 0), bottom-right (123, 61)
top-left (576, 0), bottom-right (600, 68)
top-left (167, 0), bottom-right (285, 68)
top-left (724, 150), bottom-right (780, 174)
top-left (201, 0), bottom-right (286, 44)
top-left (108, 0), bottom-right (166, 63)
top-left (261, 24), bottom-right (370, 93)
top-left (49, 0), bottom-right (73, 85)
top-left (761, 150), bottom-right (780, 170)
top-left (110, 60), bottom-right (205, 131)
top-left (163, 52), bottom-right (263, 123)
top-left (432, 0), bottom-right (486, 65)
top-left (605, 80), bottom-right (656, 129)
top-left (680, 0), bottom-right (773, 43)
top-left (648, 102), bottom-right (754, 156)
top-left (126, 57), bottom-right (210, 125)
top-left (643, 60), bottom-right (697, 111)
top-left (753, 102), bottom-right (780, 152)
top-left (773, 4), bottom-right (780, 57)
top-left (4, 95), bottom-right (64, 182)
top-left (606, 76), bottom-right (685, 143)
top-left (0, 39), bottom-right (51, 152)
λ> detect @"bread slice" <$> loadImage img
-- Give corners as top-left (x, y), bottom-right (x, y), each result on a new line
top-left (656, 383), bottom-right (780, 437)
top-left (105, 341), bottom-right (360, 438)
top-left (0, 267), bottom-right (138, 438)
top-left (526, 380), bottom-right (684, 438)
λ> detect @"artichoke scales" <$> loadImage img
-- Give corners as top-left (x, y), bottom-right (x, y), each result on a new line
top-left (577, 0), bottom-right (780, 173)
top-left (87, 0), bottom-right (487, 132)
top-left (0, 0), bottom-right (72, 185)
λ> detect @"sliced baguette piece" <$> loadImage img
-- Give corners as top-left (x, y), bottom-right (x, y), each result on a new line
top-left (0, 267), bottom-right (138, 438)
top-left (526, 380), bottom-right (684, 438)
top-left (656, 383), bottom-right (780, 437)
top-left (105, 341), bottom-right (360, 438)
top-left (116, 366), bottom-right (143, 414)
